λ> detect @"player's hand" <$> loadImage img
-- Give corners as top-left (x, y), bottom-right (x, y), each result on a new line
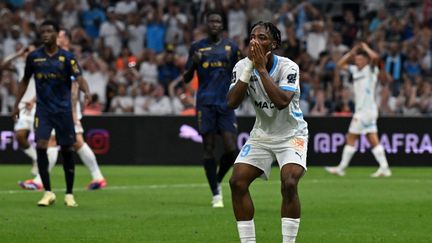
top-left (84, 92), bottom-right (92, 106)
top-left (11, 106), bottom-right (19, 121)
top-left (250, 39), bottom-right (271, 71)
top-left (24, 101), bottom-right (34, 113)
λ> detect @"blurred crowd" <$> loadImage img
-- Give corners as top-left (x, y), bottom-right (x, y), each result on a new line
top-left (0, 0), bottom-right (431, 116)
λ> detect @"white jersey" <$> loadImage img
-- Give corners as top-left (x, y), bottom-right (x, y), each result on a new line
top-left (348, 64), bottom-right (379, 115)
top-left (231, 55), bottom-right (308, 141)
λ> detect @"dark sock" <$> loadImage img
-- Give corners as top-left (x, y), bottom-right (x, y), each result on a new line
top-left (217, 151), bottom-right (238, 183)
top-left (36, 148), bottom-right (51, 191)
top-left (61, 146), bottom-right (75, 194)
top-left (203, 158), bottom-right (218, 195)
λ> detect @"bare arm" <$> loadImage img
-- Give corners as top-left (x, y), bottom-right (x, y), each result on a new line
top-left (11, 77), bottom-right (30, 120)
top-left (227, 81), bottom-right (249, 109)
top-left (360, 42), bottom-right (380, 65)
top-left (75, 76), bottom-right (91, 105)
top-left (336, 45), bottom-right (359, 70)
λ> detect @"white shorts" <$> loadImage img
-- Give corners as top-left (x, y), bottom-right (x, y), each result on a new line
top-left (348, 112), bottom-right (378, 134)
top-left (234, 136), bottom-right (308, 180)
top-left (14, 107), bottom-right (36, 131)
top-left (50, 120), bottom-right (83, 136)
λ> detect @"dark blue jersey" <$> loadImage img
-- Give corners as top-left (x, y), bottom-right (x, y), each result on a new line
top-left (186, 38), bottom-right (240, 106)
top-left (24, 47), bottom-right (82, 113)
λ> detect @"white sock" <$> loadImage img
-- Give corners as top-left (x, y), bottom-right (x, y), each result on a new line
top-left (371, 144), bottom-right (389, 170)
top-left (47, 147), bottom-right (58, 171)
top-left (77, 143), bottom-right (104, 180)
top-left (23, 147), bottom-right (37, 163)
top-left (34, 148), bottom-right (58, 184)
top-left (237, 219), bottom-right (256, 243)
top-left (282, 218), bottom-right (300, 243)
top-left (338, 145), bottom-right (356, 170)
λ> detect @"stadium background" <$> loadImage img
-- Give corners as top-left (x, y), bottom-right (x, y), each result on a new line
top-left (0, 1), bottom-right (432, 242)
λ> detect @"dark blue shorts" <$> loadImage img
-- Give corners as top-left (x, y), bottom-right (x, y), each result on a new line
top-left (34, 110), bottom-right (75, 146)
top-left (196, 104), bottom-right (237, 135)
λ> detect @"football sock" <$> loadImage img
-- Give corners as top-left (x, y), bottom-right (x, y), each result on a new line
top-left (36, 148), bottom-right (51, 191)
top-left (338, 145), bottom-right (356, 170)
top-left (217, 150), bottom-right (237, 183)
top-left (371, 144), bottom-right (389, 169)
top-left (203, 158), bottom-right (218, 195)
top-left (23, 147), bottom-right (37, 163)
top-left (282, 218), bottom-right (300, 243)
top-left (61, 146), bottom-right (75, 194)
top-left (237, 219), bottom-right (256, 243)
top-left (33, 148), bottom-right (58, 184)
top-left (77, 143), bottom-right (104, 180)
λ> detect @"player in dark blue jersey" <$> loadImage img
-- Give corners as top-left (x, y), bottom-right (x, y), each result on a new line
top-left (11, 20), bottom-right (91, 207)
top-left (183, 10), bottom-right (241, 208)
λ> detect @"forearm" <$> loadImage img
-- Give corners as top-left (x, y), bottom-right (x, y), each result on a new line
top-left (13, 79), bottom-right (30, 109)
top-left (76, 77), bottom-right (90, 95)
top-left (227, 82), bottom-right (248, 109)
top-left (257, 69), bottom-right (293, 109)
top-left (182, 67), bottom-right (195, 84)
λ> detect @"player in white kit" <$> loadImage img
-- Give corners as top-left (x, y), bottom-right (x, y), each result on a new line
top-left (2, 45), bottom-right (38, 175)
top-left (227, 22), bottom-right (308, 243)
top-left (18, 29), bottom-right (107, 190)
top-left (325, 42), bottom-right (391, 177)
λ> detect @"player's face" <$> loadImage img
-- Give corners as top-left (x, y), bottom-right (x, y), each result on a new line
top-left (57, 30), bottom-right (69, 48)
top-left (40, 25), bottom-right (58, 46)
top-left (250, 25), bottom-right (274, 52)
top-left (354, 54), bottom-right (368, 69)
top-left (207, 14), bottom-right (223, 36)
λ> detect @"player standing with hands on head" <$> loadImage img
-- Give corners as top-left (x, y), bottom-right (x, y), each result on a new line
top-left (183, 10), bottom-right (241, 208)
top-left (325, 42), bottom-right (391, 177)
top-left (11, 20), bottom-right (91, 207)
top-left (227, 22), bottom-right (308, 243)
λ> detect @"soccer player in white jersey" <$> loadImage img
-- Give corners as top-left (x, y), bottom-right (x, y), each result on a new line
top-left (2, 45), bottom-right (38, 175)
top-left (325, 42), bottom-right (391, 177)
top-left (227, 22), bottom-right (308, 243)
top-left (18, 29), bottom-right (107, 190)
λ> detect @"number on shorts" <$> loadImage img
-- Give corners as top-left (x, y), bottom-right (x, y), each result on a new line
top-left (240, 144), bottom-right (251, 157)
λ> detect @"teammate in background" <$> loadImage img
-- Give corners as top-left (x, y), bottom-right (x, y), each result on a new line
top-left (2, 45), bottom-right (38, 175)
top-left (183, 10), bottom-right (241, 208)
top-left (227, 22), bottom-right (308, 243)
top-left (325, 42), bottom-right (391, 177)
top-left (11, 20), bottom-right (91, 207)
top-left (18, 29), bottom-right (107, 191)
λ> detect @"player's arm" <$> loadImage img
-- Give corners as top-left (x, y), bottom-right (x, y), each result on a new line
top-left (75, 76), bottom-right (91, 105)
top-left (250, 40), bottom-right (294, 110)
top-left (360, 42), bottom-right (380, 66)
top-left (336, 43), bottom-right (360, 70)
top-left (183, 45), bottom-right (199, 84)
top-left (227, 61), bottom-right (250, 109)
top-left (71, 81), bottom-right (79, 123)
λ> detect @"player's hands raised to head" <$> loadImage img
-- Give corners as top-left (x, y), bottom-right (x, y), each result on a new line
top-left (250, 39), bottom-right (271, 72)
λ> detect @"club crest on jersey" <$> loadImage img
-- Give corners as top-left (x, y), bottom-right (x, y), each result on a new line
top-left (225, 45), bottom-right (231, 51)
top-left (287, 73), bottom-right (297, 84)
top-left (58, 56), bottom-right (65, 62)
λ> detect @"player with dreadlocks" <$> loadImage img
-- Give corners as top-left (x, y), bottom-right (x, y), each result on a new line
top-left (227, 21), bottom-right (308, 243)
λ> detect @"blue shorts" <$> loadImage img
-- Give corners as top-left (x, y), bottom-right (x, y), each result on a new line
top-left (34, 110), bottom-right (75, 146)
top-left (196, 104), bottom-right (237, 135)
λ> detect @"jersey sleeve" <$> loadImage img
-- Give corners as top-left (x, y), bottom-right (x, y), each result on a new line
top-left (185, 43), bottom-right (197, 70)
top-left (69, 55), bottom-right (82, 78)
top-left (23, 54), bottom-right (34, 80)
top-left (229, 60), bottom-right (245, 90)
top-left (279, 63), bottom-right (299, 92)
top-left (348, 64), bottom-right (357, 73)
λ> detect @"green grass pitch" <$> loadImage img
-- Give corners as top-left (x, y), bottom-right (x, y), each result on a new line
top-left (0, 165), bottom-right (431, 243)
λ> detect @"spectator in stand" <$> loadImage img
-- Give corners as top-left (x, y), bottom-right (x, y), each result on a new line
top-left (141, 84), bottom-right (172, 115)
top-left (110, 83), bottom-right (133, 114)
top-left (82, 54), bottom-right (109, 107)
top-left (146, 6), bottom-right (166, 54)
top-left (158, 45), bottom-right (181, 92)
top-left (84, 94), bottom-right (103, 115)
top-left (139, 49), bottom-right (159, 85)
top-left (99, 7), bottom-right (125, 57)
top-left (125, 13), bottom-right (146, 56)
top-left (80, 0), bottom-right (106, 39)
top-left (309, 89), bottom-right (331, 116)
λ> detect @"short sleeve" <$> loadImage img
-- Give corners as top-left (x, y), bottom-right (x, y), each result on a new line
top-left (69, 55), bottom-right (82, 78)
top-left (229, 60), bottom-right (245, 90)
top-left (279, 64), bottom-right (299, 92)
top-left (23, 54), bottom-right (34, 80)
top-left (185, 43), bottom-right (197, 70)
